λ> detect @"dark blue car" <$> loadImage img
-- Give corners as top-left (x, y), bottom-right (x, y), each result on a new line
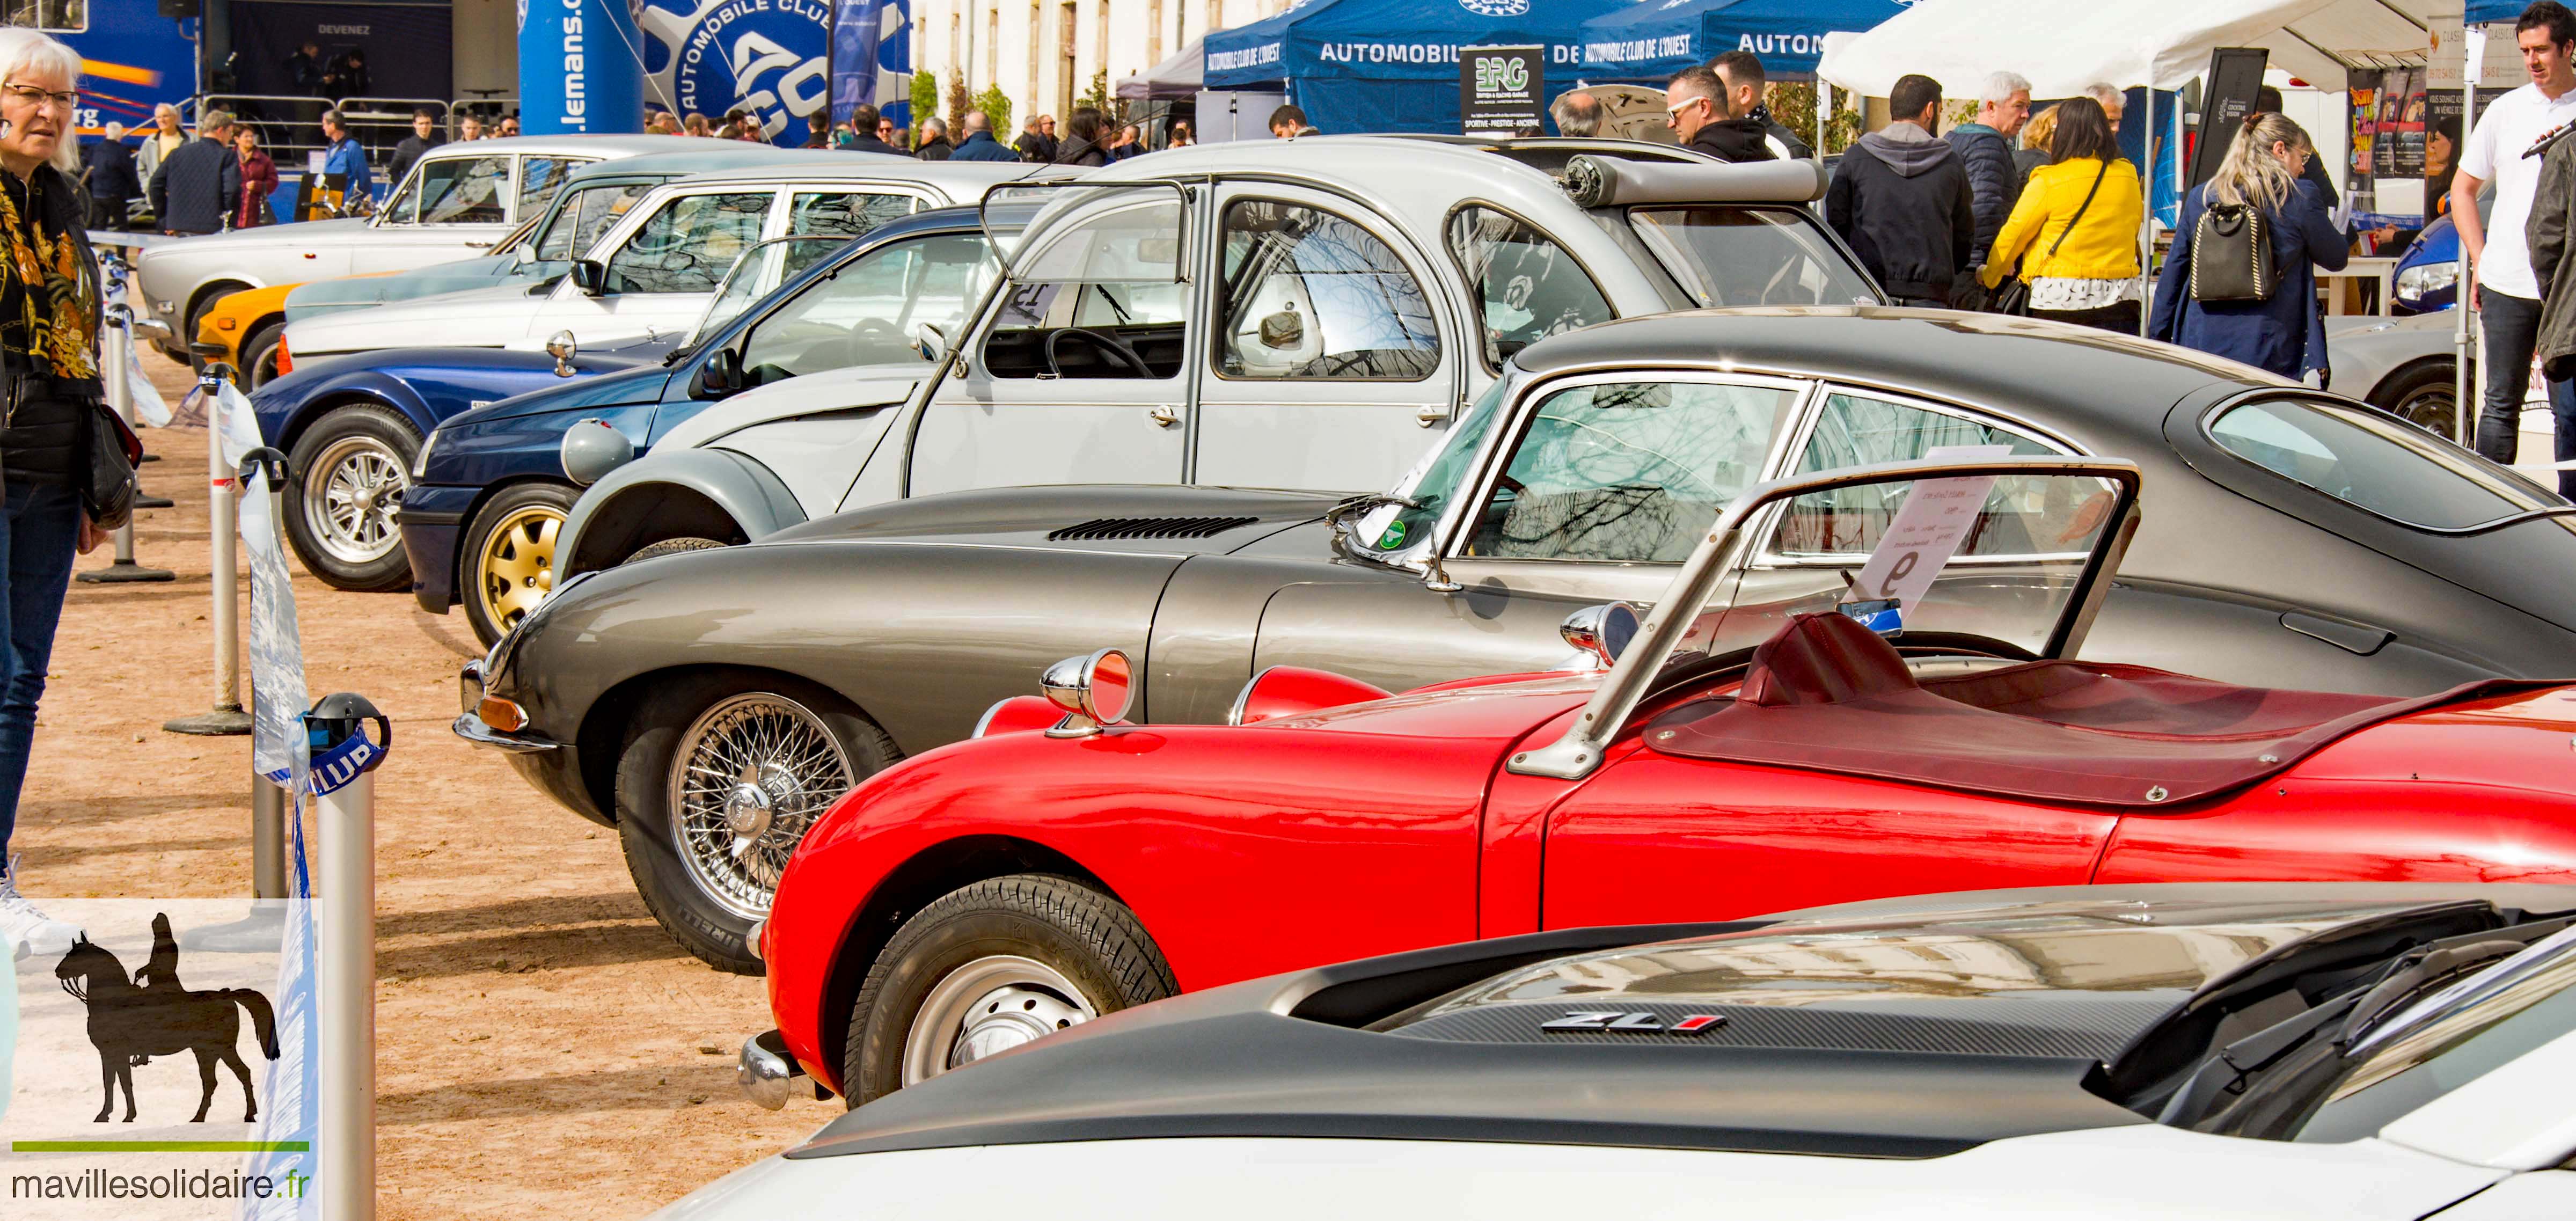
top-left (396, 205), bottom-right (1013, 645)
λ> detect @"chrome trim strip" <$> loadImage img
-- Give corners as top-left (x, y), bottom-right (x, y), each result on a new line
top-left (451, 712), bottom-right (561, 754)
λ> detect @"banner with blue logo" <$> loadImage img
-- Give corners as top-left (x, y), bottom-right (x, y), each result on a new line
top-left (638, 0), bottom-right (834, 145)
top-left (518, 0), bottom-right (647, 136)
top-left (831, 0), bottom-right (912, 130)
top-left (1577, 0), bottom-right (1908, 83)
top-left (1205, 0), bottom-right (1626, 136)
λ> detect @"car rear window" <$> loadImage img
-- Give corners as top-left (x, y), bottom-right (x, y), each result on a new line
top-left (1628, 207), bottom-right (1880, 309)
top-left (2208, 397), bottom-right (2565, 530)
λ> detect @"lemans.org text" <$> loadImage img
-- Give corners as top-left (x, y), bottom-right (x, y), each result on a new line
top-left (11, 1167), bottom-right (310, 1200)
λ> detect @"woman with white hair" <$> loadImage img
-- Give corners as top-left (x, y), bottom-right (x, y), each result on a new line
top-left (0, 26), bottom-right (109, 957)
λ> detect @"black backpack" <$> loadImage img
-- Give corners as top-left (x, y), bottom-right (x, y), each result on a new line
top-left (2189, 201), bottom-right (2274, 302)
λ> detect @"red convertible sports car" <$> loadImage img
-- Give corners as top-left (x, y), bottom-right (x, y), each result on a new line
top-left (750, 454), bottom-right (2576, 1107)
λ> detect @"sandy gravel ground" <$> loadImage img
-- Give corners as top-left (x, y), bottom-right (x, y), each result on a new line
top-left (15, 360), bottom-right (818, 1218)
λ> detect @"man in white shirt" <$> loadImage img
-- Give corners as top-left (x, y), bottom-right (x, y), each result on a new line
top-left (2455, 2), bottom-right (2576, 465)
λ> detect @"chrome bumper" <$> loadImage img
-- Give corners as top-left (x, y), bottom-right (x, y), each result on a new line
top-left (738, 1029), bottom-right (806, 1110)
top-left (450, 713), bottom-right (560, 754)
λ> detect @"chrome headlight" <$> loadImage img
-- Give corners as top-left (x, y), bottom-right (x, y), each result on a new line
top-left (2395, 262), bottom-right (2460, 301)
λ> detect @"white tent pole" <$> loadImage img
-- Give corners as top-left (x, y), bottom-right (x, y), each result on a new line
top-left (1820, 79), bottom-right (1831, 153)
top-left (2141, 85), bottom-right (2156, 337)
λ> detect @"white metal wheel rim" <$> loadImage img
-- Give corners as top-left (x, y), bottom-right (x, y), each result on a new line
top-left (665, 692), bottom-right (852, 921)
top-left (304, 434), bottom-right (408, 565)
top-left (901, 955), bottom-right (1098, 1088)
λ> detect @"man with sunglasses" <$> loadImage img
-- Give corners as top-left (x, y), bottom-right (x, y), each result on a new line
top-left (144, 107), bottom-right (240, 237)
top-left (1664, 64), bottom-right (1773, 163)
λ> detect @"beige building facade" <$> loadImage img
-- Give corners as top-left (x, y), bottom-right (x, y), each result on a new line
top-left (909, 0), bottom-right (1293, 131)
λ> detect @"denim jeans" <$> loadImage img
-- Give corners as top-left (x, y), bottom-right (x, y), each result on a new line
top-left (2477, 289), bottom-right (2545, 466)
top-left (0, 483), bottom-right (81, 857)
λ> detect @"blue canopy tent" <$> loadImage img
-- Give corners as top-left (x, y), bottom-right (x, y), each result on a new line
top-left (1576, 0), bottom-right (1908, 84)
top-left (1204, 0), bottom-right (1627, 136)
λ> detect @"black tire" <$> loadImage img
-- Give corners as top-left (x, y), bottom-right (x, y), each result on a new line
top-left (281, 404), bottom-right (420, 593)
top-left (184, 285), bottom-right (247, 371)
top-left (842, 874), bottom-right (1175, 1106)
top-left (616, 670), bottom-right (899, 974)
top-left (624, 536), bottom-right (727, 564)
top-left (239, 320), bottom-right (286, 390)
top-left (2368, 361), bottom-right (2465, 444)
top-left (459, 482), bottom-right (581, 648)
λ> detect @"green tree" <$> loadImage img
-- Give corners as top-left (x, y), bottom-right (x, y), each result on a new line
top-left (911, 70), bottom-right (939, 126)
top-left (1765, 82), bottom-right (1862, 156)
top-left (973, 84), bottom-right (1012, 136)
top-left (1076, 70), bottom-right (1124, 127)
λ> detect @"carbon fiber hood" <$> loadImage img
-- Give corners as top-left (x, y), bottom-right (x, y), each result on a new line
top-left (762, 485), bottom-right (1343, 555)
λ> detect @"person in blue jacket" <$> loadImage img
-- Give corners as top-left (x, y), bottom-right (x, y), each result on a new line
top-left (2150, 111), bottom-right (2348, 384)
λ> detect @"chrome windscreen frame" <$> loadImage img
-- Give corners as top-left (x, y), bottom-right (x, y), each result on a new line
top-left (1504, 455), bottom-right (2144, 781)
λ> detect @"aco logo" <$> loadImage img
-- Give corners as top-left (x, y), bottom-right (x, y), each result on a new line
top-left (636, 0), bottom-right (831, 144)
top-left (1457, 0), bottom-right (1531, 14)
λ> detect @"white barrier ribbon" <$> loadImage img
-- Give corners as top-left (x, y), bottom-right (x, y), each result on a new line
top-left (123, 331), bottom-right (171, 427)
top-left (216, 379), bottom-right (264, 475)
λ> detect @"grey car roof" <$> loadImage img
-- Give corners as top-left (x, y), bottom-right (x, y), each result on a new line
top-left (663, 157), bottom-right (1042, 191)
top-left (554, 146), bottom-right (848, 184)
top-left (1509, 306), bottom-right (2283, 454)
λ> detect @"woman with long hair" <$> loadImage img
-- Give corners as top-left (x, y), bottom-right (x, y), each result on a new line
top-left (2149, 112), bottom-right (2348, 382)
top-left (1977, 97), bottom-right (2144, 332)
top-left (0, 27), bottom-right (107, 955)
top-left (1053, 107), bottom-right (1109, 166)
top-left (232, 125), bottom-right (277, 228)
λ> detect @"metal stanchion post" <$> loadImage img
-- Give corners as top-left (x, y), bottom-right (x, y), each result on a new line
top-left (165, 352), bottom-right (253, 736)
top-left (185, 448), bottom-right (297, 954)
top-left (77, 287), bottom-right (174, 583)
top-left (311, 693), bottom-right (386, 1221)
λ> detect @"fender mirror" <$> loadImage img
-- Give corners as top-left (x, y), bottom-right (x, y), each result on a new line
top-left (568, 259), bottom-right (608, 297)
top-left (1038, 648), bottom-right (1133, 738)
top-left (1559, 602), bottom-right (1641, 670)
top-left (545, 329), bottom-right (577, 377)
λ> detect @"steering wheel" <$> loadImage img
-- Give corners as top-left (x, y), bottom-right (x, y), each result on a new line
top-left (844, 318), bottom-right (907, 364)
top-left (1045, 327), bottom-right (1152, 378)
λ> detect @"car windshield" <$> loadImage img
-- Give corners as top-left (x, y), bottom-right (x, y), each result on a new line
top-left (1629, 207), bottom-right (1882, 308)
top-left (383, 155), bottom-right (513, 226)
top-left (692, 235), bottom-right (859, 342)
top-left (2208, 396), bottom-right (2570, 530)
top-left (2292, 924), bottom-right (2576, 1142)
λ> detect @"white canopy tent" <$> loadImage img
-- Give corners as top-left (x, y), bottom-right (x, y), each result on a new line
top-left (1815, 0), bottom-right (2440, 98)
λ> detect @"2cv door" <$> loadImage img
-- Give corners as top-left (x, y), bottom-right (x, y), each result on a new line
top-left (908, 185), bottom-right (1194, 495)
top-left (1191, 185), bottom-right (1465, 494)
top-left (1249, 371), bottom-right (1814, 694)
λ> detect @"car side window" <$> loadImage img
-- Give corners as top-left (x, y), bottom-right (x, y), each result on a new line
top-left (1775, 392), bottom-right (2072, 558)
top-left (1213, 199), bottom-right (1439, 381)
top-left (413, 155), bottom-right (514, 225)
top-left (788, 191), bottom-right (916, 238)
top-left (603, 192), bottom-right (772, 295)
top-left (739, 232), bottom-right (996, 385)
top-left (1461, 380), bottom-right (1798, 562)
top-left (982, 198), bottom-right (1188, 380)
top-left (1447, 206), bottom-right (1613, 371)
top-left (515, 156), bottom-right (587, 220)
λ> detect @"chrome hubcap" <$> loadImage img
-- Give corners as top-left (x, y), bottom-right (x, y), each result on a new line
top-left (305, 435), bottom-right (407, 565)
top-left (2395, 386), bottom-right (2458, 442)
top-left (667, 693), bottom-right (853, 920)
top-left (902, 956), bottom-right (1098, 1087)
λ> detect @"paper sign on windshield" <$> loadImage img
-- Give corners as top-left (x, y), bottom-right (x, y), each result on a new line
top-left (1847, 445), bottom-right (2015, 626)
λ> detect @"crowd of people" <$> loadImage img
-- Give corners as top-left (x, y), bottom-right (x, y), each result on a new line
top-left (633, 100), bottom-right (1187, 167)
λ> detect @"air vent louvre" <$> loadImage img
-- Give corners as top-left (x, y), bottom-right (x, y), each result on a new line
top-left (1046, 515), bottom-right (1259, 543)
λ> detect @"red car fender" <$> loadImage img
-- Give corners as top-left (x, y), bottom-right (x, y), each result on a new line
top-left (762, 712), bottom-right (1555, 1092)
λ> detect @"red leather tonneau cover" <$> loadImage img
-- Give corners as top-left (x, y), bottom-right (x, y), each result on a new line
top-left (1653, 614), bottom-right (2553, 808)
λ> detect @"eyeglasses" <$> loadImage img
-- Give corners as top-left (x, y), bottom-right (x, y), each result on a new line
top-left (1664, 94), bottom-right (1712, 117)
top-left (1, 83), bottom-right (77, 112)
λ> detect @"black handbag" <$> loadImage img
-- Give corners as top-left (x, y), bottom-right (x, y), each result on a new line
top-left (2189, 200), bottom-right (2274, 302)
top-left (80, 399), bottom-right (140, 530)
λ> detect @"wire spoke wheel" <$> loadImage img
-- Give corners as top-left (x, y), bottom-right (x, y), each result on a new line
top-left (474, 505), bottom-right (563, 634)
top-left (899, 955), bottom-right (1099, 1088)
top-left (303, 435), bottom-right (407, 565)
top-left (666, 692), bottom-right (854, 920)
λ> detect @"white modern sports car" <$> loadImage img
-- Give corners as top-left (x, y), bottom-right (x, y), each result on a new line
top-left (657, 883), bottom-right (2576, 1220)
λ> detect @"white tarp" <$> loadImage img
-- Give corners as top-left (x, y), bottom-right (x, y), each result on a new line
top-left (1819, 0), bottom-right (2448, 97)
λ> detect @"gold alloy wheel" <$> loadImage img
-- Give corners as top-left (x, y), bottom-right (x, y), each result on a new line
top-left (474, 505), bottom-right (564, 635)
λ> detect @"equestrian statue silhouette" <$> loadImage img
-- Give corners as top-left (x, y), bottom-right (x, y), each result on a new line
top-left (53, 913), bottom-right (279, 1123)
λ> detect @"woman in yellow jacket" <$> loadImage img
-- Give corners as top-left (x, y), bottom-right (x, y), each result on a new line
top-left (1978, 97), bottom-right (2145, 332)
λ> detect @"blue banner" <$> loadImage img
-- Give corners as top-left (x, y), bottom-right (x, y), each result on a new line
top-left (831, 0), bottom-right (912, 129)
top-left (640, 0), bottom-right (833, 145)
top-left (518, 0), bottom-right (646, 135)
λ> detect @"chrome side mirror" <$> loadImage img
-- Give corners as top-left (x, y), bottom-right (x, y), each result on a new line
top-left (911, 321), bottom-right (949, 363)
top-left (1560, 602), bottom-right (1641, 670)
top-left (568, 258), bottom-right (608, 296)
top-left (559, 418), bottom-right (635, 487)
top-left (1040, 648), bottom-right (1134, 738)
top-left (545, 328), bottom-right (577, 377)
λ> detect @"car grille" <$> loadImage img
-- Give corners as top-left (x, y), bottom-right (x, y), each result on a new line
top-left (1045, 515), bottom-right (1260, 542)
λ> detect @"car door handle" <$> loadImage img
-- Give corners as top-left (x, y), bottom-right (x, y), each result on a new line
top-left (1416, 404), bottom-right (1450, 427)
top-left (1148, 405), bottom-right (1181, 429)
